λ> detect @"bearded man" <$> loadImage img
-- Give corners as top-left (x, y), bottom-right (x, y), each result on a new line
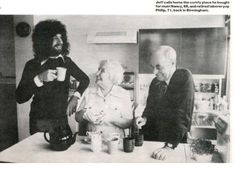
top-left (16, 20), bottom-right (90, 134)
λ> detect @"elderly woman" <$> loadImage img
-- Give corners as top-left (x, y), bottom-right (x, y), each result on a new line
top-left (75, 60), bottom-right (133, 138)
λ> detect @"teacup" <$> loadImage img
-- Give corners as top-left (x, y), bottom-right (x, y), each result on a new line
top-left (106, 133), bottom-right (120, 154)
top-left (107, 137), bottom-right (119, 154)
top-left (86, 131), bottom-right (102, 152)
top-left (134, 133), bottom-right (144, 147)
top-left (56, 67), bottom-right (67, 81)
top-left (123, 137), bottom-right (135, 153)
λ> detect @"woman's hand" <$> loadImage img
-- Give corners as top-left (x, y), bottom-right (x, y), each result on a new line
top-left (67, 96), bottom-right (79, 116)
top-left (83, 109), bottom-right (105, 125)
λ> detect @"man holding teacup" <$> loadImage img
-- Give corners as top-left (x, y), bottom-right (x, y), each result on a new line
top-left (16, 20), bottom-right (90, 135)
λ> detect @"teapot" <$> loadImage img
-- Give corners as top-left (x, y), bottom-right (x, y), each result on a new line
top-left (44, 123), bottom-right (78, 151)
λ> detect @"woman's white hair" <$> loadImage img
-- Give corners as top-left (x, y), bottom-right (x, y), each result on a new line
top-left (99, 60), bottom-right (124, 85)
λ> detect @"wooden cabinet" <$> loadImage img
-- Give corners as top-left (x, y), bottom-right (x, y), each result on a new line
top-left (139, 28), bottom-right (227, 75)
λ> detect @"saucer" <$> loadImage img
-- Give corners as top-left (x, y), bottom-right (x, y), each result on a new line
top-left (82, 137), bottom-right (91, 144)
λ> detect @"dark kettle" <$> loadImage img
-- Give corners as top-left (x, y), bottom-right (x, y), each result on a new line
top-left (44, 123), bottom-right (78, 151)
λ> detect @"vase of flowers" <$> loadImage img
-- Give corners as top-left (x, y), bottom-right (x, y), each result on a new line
top-left (190, 139), bottom-right (215, 162)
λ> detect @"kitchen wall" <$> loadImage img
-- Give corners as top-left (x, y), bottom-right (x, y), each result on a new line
top-left (33, 15), bottom-right (225, 77)
top-left (15, 15), bottom-right (225, 141)
top-left (14, 15), bottom-right (34, 140)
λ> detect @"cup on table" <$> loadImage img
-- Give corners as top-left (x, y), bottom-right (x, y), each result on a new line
top-left (107, 136), bottom-right (120, 154)
top-left (56, 67), bottom-right (67, 81)
top-left (123, 137), bottom-right (135, 153)
top-left (86, 131), bottom-right (102, 152)
top-left (134, 133), bottom-right (144, 147)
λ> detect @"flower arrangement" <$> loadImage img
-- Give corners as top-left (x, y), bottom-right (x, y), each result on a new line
top-left (190, 139), bottom-right (215, 162)
top-left (190, 139), bottom-right (215, 155)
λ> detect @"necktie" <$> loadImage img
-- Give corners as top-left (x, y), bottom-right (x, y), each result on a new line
top-left (160, 81), bottom-right (168, 96)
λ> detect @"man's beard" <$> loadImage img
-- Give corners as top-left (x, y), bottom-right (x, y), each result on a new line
top-left (50, 45), bottom-right (63, 56)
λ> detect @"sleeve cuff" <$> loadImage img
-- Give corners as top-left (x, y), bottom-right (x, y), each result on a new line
top-left (164, 142), bottom-right (177, 149)
top-left (34, 75), bottom-right (44, 87)
top-left (73, 91), bottom-right (81, 99)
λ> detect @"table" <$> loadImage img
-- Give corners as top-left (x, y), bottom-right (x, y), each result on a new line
top-left (0, 133), bottom-right (191, 163)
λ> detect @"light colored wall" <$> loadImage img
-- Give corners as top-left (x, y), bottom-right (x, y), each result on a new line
top-left (15, 15), bottom-right (225, 140)
top-left (34, 15), bottom-right (225, 77)
top-left (14, 15), bottom-right (34, 140)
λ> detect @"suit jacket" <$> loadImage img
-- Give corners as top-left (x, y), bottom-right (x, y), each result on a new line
top-left (142, 68), bottom-right (195, 147)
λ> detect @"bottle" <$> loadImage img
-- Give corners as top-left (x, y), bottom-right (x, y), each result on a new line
top-left (220, 96), bottom-right (228, 112)
top-left (223, 96), bottom-right (228, 112)
top-left (211, 83), bottom-right (215, 93)
top-left (213, 95), bottom-right (219, 111)
top-left (209, 98), bottom-right (213, 110)
top-left (130, 119), bottom-right (139, 137)
top-left (215, 83), bottom-right (219, 94)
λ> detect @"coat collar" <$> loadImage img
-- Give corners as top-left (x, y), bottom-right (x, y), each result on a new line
top-left (40, 54), bottom-right (65, 65)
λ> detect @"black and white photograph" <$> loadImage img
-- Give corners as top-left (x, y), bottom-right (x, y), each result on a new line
top-left (0, 0), bottom-right (232, 165)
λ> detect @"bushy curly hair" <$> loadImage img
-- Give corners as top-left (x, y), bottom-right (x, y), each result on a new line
top-left (32, 19), bottom-right (70, 61)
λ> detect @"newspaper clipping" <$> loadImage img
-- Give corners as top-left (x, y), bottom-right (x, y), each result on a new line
top-left (0, 0), bottom-right (232, 167)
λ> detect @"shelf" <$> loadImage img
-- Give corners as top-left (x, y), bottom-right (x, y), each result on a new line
top-left (191, 125), bottom-right (216, 129)
top-left (193, 74), bottom-right (225, 79)
top-left (121, 86), bottom-right (134, 90)
top-left (194, 110), bottom-right (220, 115)
top-left (195, 92), bottom-right (219, 95)
top-left (189, 126), bottom-right (217, 140)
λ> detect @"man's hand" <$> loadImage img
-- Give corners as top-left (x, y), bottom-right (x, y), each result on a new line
top-left (134, 116), bottom-right (147, 129)
top-left (67, 96), bottom-right (79, 116)
top-left (38, 69), bottom-right (57, 82)
top-left (151, 146), bottom-right (174, 160)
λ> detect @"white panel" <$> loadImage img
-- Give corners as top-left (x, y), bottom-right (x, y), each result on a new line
top-left (87, 31), bottom-right (137, 43)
